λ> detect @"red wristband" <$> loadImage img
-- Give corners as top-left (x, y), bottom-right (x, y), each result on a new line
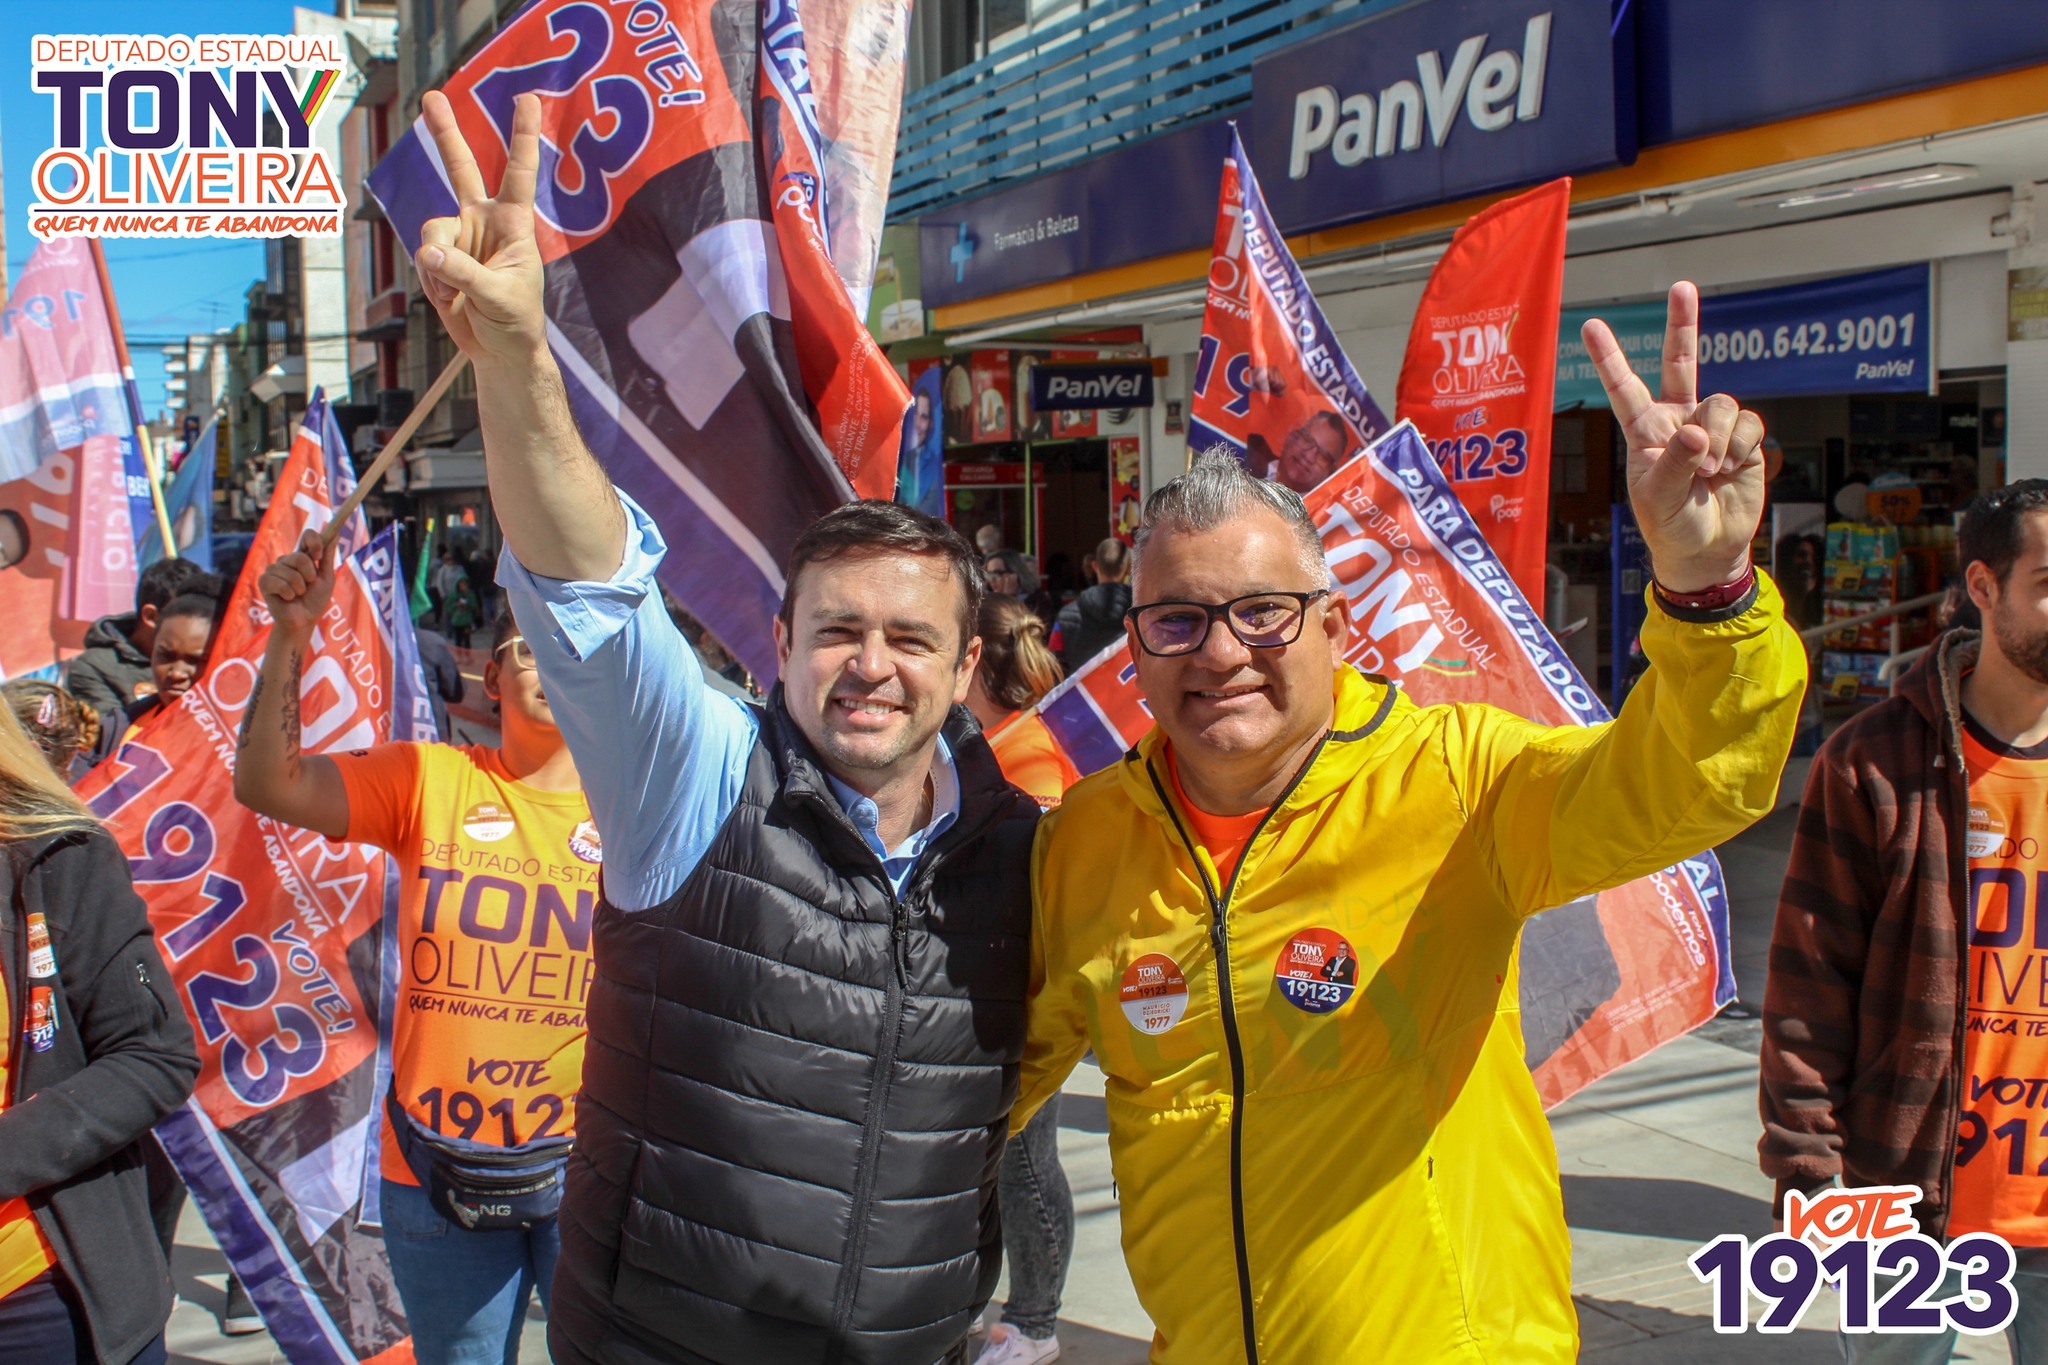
top-left (1653, 564), bottom-right (1757, 613)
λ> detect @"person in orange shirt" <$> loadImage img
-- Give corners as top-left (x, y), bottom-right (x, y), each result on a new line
top-left (965, 592), bottom-right (1078, 1364)
top-left (1766, 480), bottom-right (2048, 1362)
top-left (0, 692), bottom-right (197, 1365)
top-left (970, 596), bottom-right (1080, 813)
top-left (234, 532), bottom-right (596, 1365)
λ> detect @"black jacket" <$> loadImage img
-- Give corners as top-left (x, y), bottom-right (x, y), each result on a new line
top-left (1055, 581), bottom-right (1131, 670)
top-left (64, 616), bottom-right (155, 714)
top-left (550, 696), bottom-right (1039, 1365)
top-left (414, 628), bottom-right (466, 740)
top-left (0, 827), bottom-right (198, 1365)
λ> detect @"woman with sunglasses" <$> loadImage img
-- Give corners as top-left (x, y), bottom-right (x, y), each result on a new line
top-left (233, 533), bottom-right (596, 1365)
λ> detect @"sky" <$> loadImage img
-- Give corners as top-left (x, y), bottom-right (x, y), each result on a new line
top-left (0, 1), bottom-right (312, 417)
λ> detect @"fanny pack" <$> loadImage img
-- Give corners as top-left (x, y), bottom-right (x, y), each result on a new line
top-left (385, 1089), bottom-right (571, 1232)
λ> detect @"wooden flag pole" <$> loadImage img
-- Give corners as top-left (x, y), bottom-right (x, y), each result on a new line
top-left (320, 353), bottom-right (470, 549)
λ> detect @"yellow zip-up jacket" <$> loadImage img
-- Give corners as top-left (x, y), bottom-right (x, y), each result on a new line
top-left (1020, 578), bottom-right (1805, 1363)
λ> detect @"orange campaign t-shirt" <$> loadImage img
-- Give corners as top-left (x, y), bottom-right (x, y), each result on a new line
top-left (333, 743), bottom-right (599, 1186)
top-left (1951, 708), bottom-right (2048, 1244)
top-left (988, 711), bottom-right (1082, 810)
top-left (1167, 748), bottom-right (1269, 889)
top-left (0, 971), bottom-right (56, 1298)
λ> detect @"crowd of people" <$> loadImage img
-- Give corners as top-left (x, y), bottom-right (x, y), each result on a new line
top-left (0, 84), bottom-right (2043, 1365)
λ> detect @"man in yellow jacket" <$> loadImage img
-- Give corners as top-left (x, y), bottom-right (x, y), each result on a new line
top-left (1018, 283), bottom-right (1807, 1363)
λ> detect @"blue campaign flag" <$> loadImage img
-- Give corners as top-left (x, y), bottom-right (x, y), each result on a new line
top-left (137, 420), bottom-right (217, 569)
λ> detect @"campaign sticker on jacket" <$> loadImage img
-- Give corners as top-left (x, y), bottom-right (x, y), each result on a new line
top-left (463, 803), bottom-right (516, 842)
top-left (568, 819), bottom-right (604, 865)
top-left (25, 913), bottom-right (55, 979)
top-left (1968, 804), bottom-right (2004, 858)
top-left (1274, 928), bottom-right (1358, 1014)
top-left (25, 985), bottom-right (55, 1052)
top-left (1120, 952), bottom-right (1189, 1034)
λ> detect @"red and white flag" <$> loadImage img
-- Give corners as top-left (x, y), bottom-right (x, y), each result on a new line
top-left (1397, 178), bottom-right (1570, 604)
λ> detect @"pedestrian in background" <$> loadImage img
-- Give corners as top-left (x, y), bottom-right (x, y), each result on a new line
top-left (0, 702), bottom-right (199, 1365)
top-left (444, 578), bottom-right (479, 649)
top-left (64, 559), bottom-right (213, 713)
top-left (966, 593), bottom-right (1079, 1365)
top-left (1054, 537), bottom-right (1132, 670)
top-left (1763, 479), bottom-right (2048, 1361)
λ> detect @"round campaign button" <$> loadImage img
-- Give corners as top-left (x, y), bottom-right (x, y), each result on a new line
top-left (1120, 953), bottom-right (1189, 1035)
top-left (1274, 928), bottom-right (1358, 1014)
top-left (463, 803), bottom-right (516, 843)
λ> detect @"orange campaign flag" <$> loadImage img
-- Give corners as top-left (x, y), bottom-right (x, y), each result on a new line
top-left (1397, 178), bottom-right (1571, 605)
top-left (76, 396), bottom-right (431, 1363)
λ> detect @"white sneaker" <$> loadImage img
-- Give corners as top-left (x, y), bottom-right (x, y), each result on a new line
top-left (971, 1324), bottom-right (1061, 1364)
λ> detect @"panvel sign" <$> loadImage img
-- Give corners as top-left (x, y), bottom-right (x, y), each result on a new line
top-left (1555, 265), bottom-right (1935, 406)
top-left (76, 395), bottom-right (434, 1365)
top-left (1254, 0), bottom-right (1635, 234)
top-left (1031, 361), bottom-right (1155, 411)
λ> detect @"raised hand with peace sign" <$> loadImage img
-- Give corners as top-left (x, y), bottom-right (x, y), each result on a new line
top-left (1584, 282), bottom-right (1766, 597)
top-left (414, 89), bottom-right (548, 369)
top-left (406, 87), bottom-right (622, 584)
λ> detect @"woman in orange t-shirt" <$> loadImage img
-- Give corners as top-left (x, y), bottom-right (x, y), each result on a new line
top-left (966, 593), bottom-right (1078, 1364)
top-left (971, 596), bottom-right (1081, 812)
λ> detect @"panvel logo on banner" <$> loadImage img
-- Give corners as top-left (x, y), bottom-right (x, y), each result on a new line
top-left (1192, 127), bottom-right (1390, 497)
top-left (1253, 0), bottom-right (1634, 234)
top-left (1285, 13), bottom-right (1555, 179)
top-left (29, 34), bottom-right (348, 240)
top-left (76, 394), bottom-right (433, 1365)
top-left (1032, 361), bottom-right (1155, 411)
top-left (1032, 422), bottom-right (1736, 1107)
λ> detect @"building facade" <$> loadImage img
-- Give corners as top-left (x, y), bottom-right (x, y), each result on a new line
top-left (887, 0), bottom-right (2048, 697)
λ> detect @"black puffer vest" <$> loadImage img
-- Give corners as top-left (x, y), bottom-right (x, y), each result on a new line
top-left (550, 694), bottom-right (1039, 1365)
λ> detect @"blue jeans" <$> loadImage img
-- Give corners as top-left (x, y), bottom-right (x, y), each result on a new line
top-left (1842, 1245), bottom-right (2048, 1363)
top-left (380, 1179), bottom-right (558, 1365)
top-left (998, 1097), bottom-right (1074, 1340)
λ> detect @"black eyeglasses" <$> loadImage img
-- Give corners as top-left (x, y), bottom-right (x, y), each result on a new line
top-left (1125, 590), bottom-right (1330, 657)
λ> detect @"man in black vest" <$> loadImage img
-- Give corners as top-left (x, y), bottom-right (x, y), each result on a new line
top-left (410, 94), bottom-right (1039, 1365)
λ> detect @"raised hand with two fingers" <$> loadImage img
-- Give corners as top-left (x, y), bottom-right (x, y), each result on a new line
top-left (413, 89), bottom-right (548, 368)
top-left (1583, 282), bottom-right (1767, 596)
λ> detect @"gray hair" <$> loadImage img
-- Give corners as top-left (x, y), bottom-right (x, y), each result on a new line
top-left (1133, 446), bottom-right (1332, 590)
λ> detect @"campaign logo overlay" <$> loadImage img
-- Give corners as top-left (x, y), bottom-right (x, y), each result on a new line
top-left (1689, 1186), bottom-right (2017, 1335)
top-left (29, 34), bottom-right (347, 241)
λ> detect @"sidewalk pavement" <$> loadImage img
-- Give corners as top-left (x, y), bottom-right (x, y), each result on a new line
top-left (165, 771), bottom-right (2009, 1364)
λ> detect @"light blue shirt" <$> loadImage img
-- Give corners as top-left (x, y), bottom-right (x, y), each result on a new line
top-left (823, 735), bottom-right (960, 897)
top-left (498, 490), bottom-right (961, 908)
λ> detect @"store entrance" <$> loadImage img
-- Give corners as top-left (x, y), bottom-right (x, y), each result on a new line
top-left (946, 440), bottom-right (1110, 605)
